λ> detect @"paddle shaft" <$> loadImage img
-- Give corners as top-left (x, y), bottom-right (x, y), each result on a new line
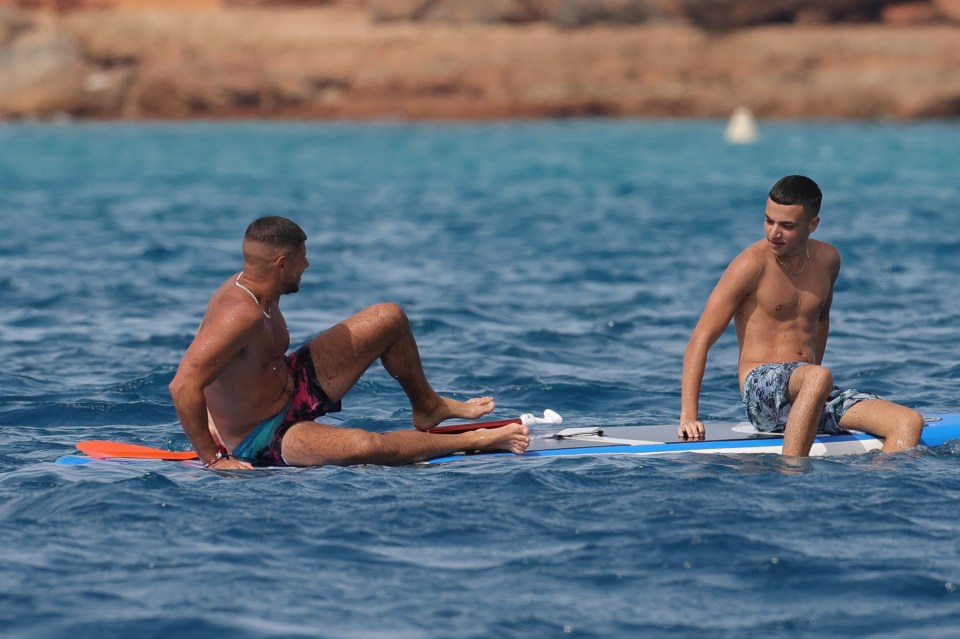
top-left (75, 411), bottom-right (557, 459)
top-left (71, 424), bottom-right (510, 459)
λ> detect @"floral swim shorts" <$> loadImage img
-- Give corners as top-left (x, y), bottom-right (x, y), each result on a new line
top-left (230, 343), bottom-right (342, 466)
top-left (741, 362), bottom-right (880, 434)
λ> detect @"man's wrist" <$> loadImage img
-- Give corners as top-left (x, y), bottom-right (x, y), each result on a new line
top-left (202, 446), bottom-right (232, 467)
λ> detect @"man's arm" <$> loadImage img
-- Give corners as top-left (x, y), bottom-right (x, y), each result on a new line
top-left (679, 252), bottom-right (762, 438)
top-left (814, 288), bottom-right (832, 365)
top-left (169, 304), bottom-right (261, 469)
top-left (814, 246), bottom-right (840, 365)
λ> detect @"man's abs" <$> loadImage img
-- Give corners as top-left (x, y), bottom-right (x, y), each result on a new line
top-left (736, 323), bottom-right (818, 388)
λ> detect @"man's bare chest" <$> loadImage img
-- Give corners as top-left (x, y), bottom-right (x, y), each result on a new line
top-left (753, 276), bottom-right (829, 322)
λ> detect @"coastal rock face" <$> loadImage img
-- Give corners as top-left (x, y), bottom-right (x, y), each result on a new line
top-left (368, 0), bottom-right (684, 26)
top-left (368, 0), bottom-right (960, 27)
top-left (680, 0), bottom-right (883, 30)
top-left (0, 10), bottom-right (83, 114)
top-left (1, 4), bottom-right (959, 120)
top-left (935, 0), bottom-right (960, 19)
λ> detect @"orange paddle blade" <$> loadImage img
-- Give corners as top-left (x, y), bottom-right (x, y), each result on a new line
top-left (76, 440), bottom-right (199, 460)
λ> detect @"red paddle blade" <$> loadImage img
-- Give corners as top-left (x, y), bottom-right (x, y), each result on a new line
top-left (76, 440), bottom-right (199, 460)
top-left (427, 417), bottom-right (522, 434)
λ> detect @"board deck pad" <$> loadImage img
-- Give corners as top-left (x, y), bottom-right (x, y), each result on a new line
top-left (527, 422), bottom-right (776, 452)
top-left (423, 414), bottom-right (960, 464)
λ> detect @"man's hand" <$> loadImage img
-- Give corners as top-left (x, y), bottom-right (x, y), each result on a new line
top-left (678, 419), bottom-right (705, 440)
top-left (206, 456), bottom-right (255, 470)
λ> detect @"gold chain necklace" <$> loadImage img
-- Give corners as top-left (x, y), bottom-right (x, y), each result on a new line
top-left (776, 244), bottom-right (810, 276)
top-left (235, 272), bottom-right (272, 318)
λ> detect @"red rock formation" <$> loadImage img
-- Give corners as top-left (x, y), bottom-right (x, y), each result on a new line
top-left (934, 0), bottom-right (960, 19)
top-left (367, 0), bottom-right (957, 28)
top-left (1, 3), bottom-right (958, 120)
top-left (883, 1), bottom-right (939, 24)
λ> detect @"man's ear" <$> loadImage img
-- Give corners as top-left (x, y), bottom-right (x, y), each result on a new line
top-left (809, 216), bottom-right (820, 233)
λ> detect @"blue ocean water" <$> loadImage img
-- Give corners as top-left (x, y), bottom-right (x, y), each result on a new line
top-left (1, 119), bottom-right (959, 638)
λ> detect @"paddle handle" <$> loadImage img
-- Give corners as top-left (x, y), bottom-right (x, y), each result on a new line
top-left (427, 409), bottom-right (562, 434)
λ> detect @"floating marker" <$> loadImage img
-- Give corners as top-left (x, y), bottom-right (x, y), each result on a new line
top-left (725, 106), bottom-right (758, 144)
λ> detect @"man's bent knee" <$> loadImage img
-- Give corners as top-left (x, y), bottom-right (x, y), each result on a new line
top-left (369, 302), bottom-right (408, 328)
top-left (806, 365), bottom-right (833, 392)
top-left (903, 408), bottom-right (924, 442)
top-left (791, 364), bottom-right (833, 400)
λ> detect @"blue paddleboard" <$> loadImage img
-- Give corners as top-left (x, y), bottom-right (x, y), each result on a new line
top-left (422, 413), bottom-right (960, 464)
top-left (55, 414), bottom-right (960, 467)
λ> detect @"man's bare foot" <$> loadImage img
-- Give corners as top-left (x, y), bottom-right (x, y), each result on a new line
top-left (412, 396), bottom-right (495, 431)
top-left (471, 424), bottom-right (530, 455)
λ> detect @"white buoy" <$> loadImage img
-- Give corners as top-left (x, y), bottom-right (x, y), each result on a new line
top-left (725, 106), bottom-right (758, 144)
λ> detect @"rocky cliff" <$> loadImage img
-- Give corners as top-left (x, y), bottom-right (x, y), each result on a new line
top-left (1, 1), bottom-right (958, 120)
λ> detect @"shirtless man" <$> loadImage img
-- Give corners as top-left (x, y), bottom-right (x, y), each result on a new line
top-left (169, 216), bottom-right (529, 469)
top-left (678, 175), bottom-right (923, 456)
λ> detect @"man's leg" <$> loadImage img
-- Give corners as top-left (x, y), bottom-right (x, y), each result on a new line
top-left (782, 364), bottom-right (834, 456)
top-left (280, 420), bottom-right (530, 467)
top-left (838, 400), bottom-right (923, 452)
top-left (306, 303), bottom-right (494, 430)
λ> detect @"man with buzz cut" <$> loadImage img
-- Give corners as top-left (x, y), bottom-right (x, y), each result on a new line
top-left (170, 216), bottom-right (529, 469)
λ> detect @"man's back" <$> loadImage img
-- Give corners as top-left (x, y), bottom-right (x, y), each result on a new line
top-left (188, 274), bottom-right (293, 448)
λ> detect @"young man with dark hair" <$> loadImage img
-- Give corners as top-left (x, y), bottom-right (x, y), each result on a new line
top-left (678, 176), bottom-right (923, 456)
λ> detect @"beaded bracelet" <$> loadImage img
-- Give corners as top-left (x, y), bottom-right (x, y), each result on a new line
top-left (203, 446), bottom-right (232, 467)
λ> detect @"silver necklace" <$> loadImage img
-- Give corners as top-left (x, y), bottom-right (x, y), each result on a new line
top-left (776, 244), bottom-right (810, 276)
top-left (235, 272), bottom-right (271, 318)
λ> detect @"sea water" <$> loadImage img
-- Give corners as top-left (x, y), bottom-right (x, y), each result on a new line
top-left (1, 119), bottom-right (959, 638)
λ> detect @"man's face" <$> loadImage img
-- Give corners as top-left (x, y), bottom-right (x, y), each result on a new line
top-left (282, 242), bottom-right (309, 294)
top-left (764, 198), bottom-right (819, 256)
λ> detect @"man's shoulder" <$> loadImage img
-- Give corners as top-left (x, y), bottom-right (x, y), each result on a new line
top-left (810, 238), bottom-right (839, 255)
top-left (201, 289), bottom-right (267, 335)
top-left (716, 242), bottom-right (766, 289)
top-left (810, 240), bottom-right (841, 269)
top-left (731, 241), bottom-right (768, 269)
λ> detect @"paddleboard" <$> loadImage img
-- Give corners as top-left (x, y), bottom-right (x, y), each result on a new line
top-left (422, 413), bottom-right (960, 464)
top-left (55, 455), bottom-right (202, 467)
top-left (55, 414), bottom-right (960, 467)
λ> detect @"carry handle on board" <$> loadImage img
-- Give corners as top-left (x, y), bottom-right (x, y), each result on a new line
top-left (73, 410), bottom-right (562, 460)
